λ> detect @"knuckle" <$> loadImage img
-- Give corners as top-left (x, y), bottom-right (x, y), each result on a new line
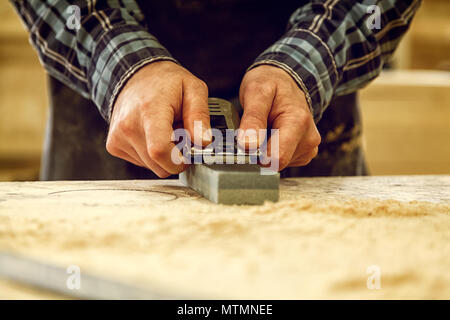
top-left (118, 119), bottom-right (135, 136)
top-left (284, 136), bottom-right (299, 151)
top-left (147, 144), bottom-right (168, 161)
top-left (244, 80), bottom-right (259, 93)
top-left (243, 109), bottom-right (267, 126)
top-left (137, 101), bottom-right (151, 113)
top-left (191, 78), bottom-right (208, 93)
top-left (312, 131), bottom-right (321, 147)
top-left (246, 80), bottom-right (276, 98)
top-left (296, 111), bottom-right (311, 128)
top-left (156, 171), bottom-right (171, 178)
top-left (278, 153), bottom-right (290, 170)
top-left (105, 137), bottom-right (119, 156)
top-left (305, 135), bottom-right (321, 150)
top-left (198, 79), bottom-right (208, 91)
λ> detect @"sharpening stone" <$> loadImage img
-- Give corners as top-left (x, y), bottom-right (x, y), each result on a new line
top-left (179, 164), bottom-right (279, 205)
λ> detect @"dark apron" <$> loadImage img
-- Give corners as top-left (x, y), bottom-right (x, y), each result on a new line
top-left (40, 0), bottom-right (368, 180)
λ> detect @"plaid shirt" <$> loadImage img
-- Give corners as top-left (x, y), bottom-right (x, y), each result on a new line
top-left (10, 0), bottom-right (420, 122)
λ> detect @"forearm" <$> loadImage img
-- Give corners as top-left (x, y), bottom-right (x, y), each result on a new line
top-left (249, 0), bottom-right (421, 123)
top-left (9, 0), bottom-right (176, 121)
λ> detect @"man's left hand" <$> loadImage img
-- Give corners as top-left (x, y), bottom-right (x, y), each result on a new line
top-left (239, 65), bottom-right (321, 171)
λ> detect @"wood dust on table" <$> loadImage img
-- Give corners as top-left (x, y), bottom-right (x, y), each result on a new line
top-left (0, 176), bottom-right (449, 299)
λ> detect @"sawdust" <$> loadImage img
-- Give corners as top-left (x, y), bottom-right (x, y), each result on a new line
top-left (0, 186), bottom-right (449, 299)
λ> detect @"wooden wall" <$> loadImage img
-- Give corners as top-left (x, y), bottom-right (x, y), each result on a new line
top-left (0, 2), bottom-right (47, 180)
top-left (406, 0), bottom-right (450, 71)
top-left (359, 0), bottom-right (450, 175)
top-left (0, 0), bottom-right (449, 180)
top-left (360, 71), bottom-right (450, 175)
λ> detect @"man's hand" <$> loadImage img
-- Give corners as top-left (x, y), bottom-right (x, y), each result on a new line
top-left (106, 61), bottom-right (211, 178)
top-left (239, 65), bottom-right (321, 171)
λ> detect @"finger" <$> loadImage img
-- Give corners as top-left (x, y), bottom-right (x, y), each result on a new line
top-left (142, 105), bottom-right (186, 175)
top-left (133, 142), bottom-right (173, 178)
top-left (182, 79), bottom-right (211, 147)
top-left (238, 82), bottom-right (275, 148)
top-left (265, 111), bottom-right (310, 171)
top-left (289, 146), bottom-right (318, 167)
top-left (106, 135), bottom-right (146, 167)
top-left (120, 132), bottom-right (173, 177)
top-left (290, 122), bottom-right (321, 161)
top-left (111, 148), bottom-right (146, 168)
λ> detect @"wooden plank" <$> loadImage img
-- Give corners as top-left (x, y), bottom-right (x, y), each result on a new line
top-left (0, 3), bottom-right (47, 181)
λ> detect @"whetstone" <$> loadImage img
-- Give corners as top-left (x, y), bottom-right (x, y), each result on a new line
top-left (179, 164), bottom-right (279, 205)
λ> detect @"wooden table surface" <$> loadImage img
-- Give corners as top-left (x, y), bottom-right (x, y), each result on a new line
top-left (1, 175), bottom-right (449, 207)
top-left (0, 175), bottom-right (449, 299)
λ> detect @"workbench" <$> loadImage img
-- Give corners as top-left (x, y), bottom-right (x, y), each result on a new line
top-left (0, 175), bottom-right (449, 299)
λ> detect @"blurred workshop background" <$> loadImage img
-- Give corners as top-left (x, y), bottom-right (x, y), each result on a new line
top-left (0, 1), bottom-right (449, 181)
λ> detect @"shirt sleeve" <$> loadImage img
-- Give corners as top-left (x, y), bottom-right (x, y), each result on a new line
top-left (10, 0), bottom-right (177, 122)
top-left (248, 0), bottom-right (421, 123)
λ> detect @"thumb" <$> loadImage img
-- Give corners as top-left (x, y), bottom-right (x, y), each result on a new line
top-left (182, 79), bottom-right (211, 147)
top-left (238, 82), bottom-right (274, 149)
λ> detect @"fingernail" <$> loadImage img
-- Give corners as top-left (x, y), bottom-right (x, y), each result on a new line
top-left (202, 128), bottom-right (212, 142)
top-left (247, 135), bottom-right (258, 145)
top-left (237, 130), bottom-right (244, 142)
top-left (238, 130), bottom-right (257, 146)
top-left (178, 153), bottom-right (185, 164)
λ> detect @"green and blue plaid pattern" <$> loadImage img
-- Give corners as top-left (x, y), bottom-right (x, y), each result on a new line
top-left (250, 0), bottom-right (421, 122)
top-left (10, 0), bottom-right (420, 123)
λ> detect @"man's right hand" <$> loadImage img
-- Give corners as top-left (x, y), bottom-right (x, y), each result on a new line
top-left (106, 61), bottom-right (211, 178)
